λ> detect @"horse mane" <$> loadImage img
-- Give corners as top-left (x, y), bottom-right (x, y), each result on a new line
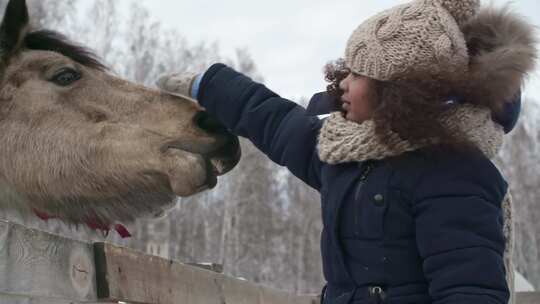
top-left (24, 30), bottom-right (107, 70)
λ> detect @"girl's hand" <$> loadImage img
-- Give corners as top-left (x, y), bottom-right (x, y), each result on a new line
top-left (156, 72), bottom-right (200, 99)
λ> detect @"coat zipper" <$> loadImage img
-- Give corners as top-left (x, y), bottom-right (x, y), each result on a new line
top-left (353, 162), bottom-right (375, 233)
top-left (354, 162), bottom-right (374, 200)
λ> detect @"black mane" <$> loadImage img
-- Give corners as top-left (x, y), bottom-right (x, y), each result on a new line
top-left (24, 30), bottom-right (107, 70)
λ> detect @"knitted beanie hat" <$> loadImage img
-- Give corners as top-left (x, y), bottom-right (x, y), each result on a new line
top-left (345, 0), bottom-right (480, 81)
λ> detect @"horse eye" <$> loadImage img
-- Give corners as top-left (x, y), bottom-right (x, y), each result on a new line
top-left (51, 68), bottom-right (81, 86)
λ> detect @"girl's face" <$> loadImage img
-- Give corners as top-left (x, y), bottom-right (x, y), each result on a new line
top-left (339, 73), bottom-right (377, 123)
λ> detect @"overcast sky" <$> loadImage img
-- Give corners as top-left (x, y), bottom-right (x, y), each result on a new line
top-left (142, 0), bottom-right (540, 101)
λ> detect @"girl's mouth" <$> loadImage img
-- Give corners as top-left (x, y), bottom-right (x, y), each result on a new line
top-left (342, 100), bottom-right (351, 111)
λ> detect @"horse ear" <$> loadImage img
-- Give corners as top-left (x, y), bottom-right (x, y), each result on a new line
top-left (0, 0), bottom-right (29, 59)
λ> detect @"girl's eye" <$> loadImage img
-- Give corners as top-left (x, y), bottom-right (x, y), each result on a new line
top-left (50, 68), bottom-right (81, 86)
top-left (351, 72), bottom-right (362, 79)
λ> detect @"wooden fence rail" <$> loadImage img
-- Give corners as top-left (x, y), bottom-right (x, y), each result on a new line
top-left (0, 220), bottom-right (317, 304)
top-left (0, 219), bottom-right (538, 304)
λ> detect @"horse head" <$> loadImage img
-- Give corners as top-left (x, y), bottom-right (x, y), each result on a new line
top-left (0, 0), bottom-right (240, 229)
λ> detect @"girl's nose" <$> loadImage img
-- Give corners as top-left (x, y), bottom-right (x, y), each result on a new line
top-left (339, 73), bottom-right (351, 92)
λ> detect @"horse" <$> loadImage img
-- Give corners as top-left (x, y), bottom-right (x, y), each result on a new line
top-left (0, 0), bottom-right (240, 234)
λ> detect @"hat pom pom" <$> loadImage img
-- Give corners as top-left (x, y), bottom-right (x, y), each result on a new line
top-left (438, 0), bottom-right (480, 26)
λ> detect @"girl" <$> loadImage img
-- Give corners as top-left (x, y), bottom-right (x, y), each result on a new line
top-left (158, 0), bottom-right (537, 303)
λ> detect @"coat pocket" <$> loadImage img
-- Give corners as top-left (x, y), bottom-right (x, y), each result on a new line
top-left (354, 189), bottom-right (388, 239)
top-left (353, 165), bottom-right (390, 239)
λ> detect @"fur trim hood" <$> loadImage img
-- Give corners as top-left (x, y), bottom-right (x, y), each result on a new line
top-left (460, 6), bottom-right (538, 111)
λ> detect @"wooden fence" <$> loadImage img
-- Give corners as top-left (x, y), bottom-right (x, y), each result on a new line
top-left (0, 219), bottom-right (317, 304)
top-left (0, 219), bottom-right (538, 304)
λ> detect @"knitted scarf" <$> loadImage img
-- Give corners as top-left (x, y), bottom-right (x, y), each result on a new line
top-left (317, 104), bottom-right (515, 303)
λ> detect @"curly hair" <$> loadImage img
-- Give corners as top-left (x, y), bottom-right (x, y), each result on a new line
top-left (323, 59), bottom-right (470, 151)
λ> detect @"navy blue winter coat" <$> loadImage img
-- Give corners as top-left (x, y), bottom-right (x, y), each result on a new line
top-left (197, 63), bottom-right (510, 304)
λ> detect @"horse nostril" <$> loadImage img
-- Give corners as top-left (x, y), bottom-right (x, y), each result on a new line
top-left (194, 111), bottom-right (226, 134)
